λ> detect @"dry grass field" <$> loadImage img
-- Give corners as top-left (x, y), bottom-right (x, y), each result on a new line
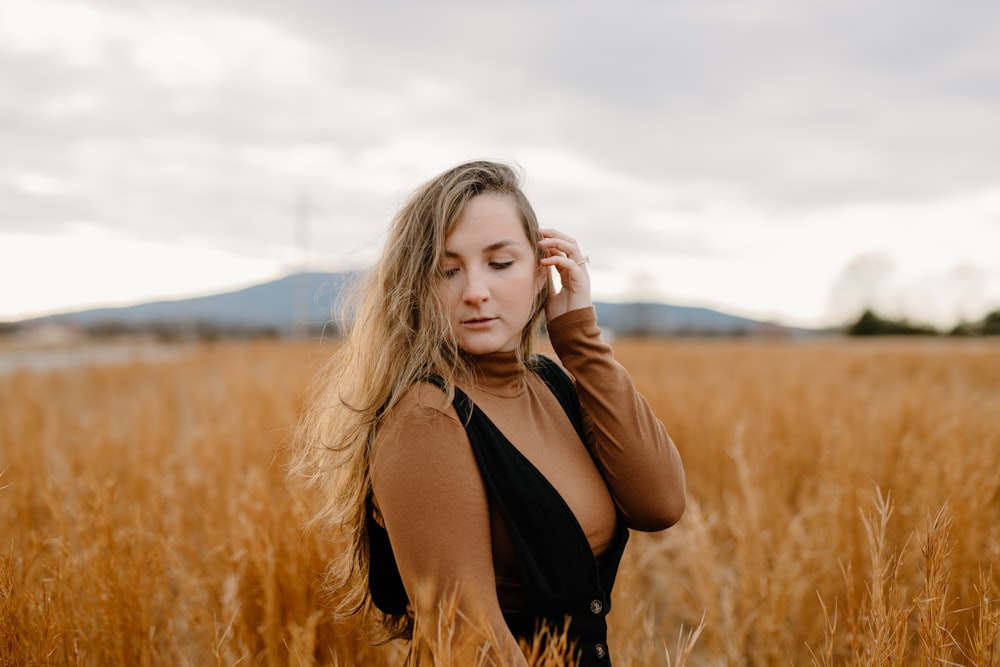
top-left (2, 336), bottom-right (998, 666)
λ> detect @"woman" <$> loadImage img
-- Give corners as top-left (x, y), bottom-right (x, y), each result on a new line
top-left (292, 160), bottom-right (685, 666)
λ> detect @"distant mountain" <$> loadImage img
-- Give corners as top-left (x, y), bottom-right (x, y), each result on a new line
top-left (25, 272), bottom-right (354, 333)
top-left (21, 271), bottom-right (810, 337)
top-left (592, 301), bottom-right (787, 336)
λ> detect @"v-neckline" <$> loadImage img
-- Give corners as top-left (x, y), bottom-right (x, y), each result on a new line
top-left (455, 386), bottom-right (603, 573)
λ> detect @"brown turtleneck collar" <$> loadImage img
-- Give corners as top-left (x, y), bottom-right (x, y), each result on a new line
top-left (460, 350), bottom-right (529, 399)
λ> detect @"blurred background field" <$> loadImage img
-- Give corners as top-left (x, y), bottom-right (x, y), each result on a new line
top-left (2, 337), bottom-right (999, 666)
top-left (6, 5), bottom-right (1000, 663)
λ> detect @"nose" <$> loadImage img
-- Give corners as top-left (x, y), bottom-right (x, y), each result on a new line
top-left (461, 268), bottom-right (490, 304)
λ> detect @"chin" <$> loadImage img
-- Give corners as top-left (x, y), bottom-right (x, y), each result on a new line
top-left (458, 336), bottom-right (517, 356)
top-left (459, 342), bottom-right (501, 355)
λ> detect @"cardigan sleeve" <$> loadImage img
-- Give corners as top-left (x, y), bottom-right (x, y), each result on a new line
top-left (370, 383), bottom-right (529, 665)
top-left (546, 307), bottom-right (686, 531)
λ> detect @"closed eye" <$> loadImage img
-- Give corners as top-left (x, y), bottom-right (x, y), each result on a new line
top-left (490, 261), bottom-right (514, 270)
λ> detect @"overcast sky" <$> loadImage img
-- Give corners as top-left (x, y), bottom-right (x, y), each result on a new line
top-left (2, 0), bottom-right (999, 328)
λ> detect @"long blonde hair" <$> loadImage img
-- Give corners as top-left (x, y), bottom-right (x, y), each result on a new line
top-left (290, 160), bottom-right (550, 640)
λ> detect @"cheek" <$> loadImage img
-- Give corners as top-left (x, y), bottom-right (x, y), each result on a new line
top-left (518, 269), bottom-right (544, 308)
top-left (437, 282), bottom-right (458, 309)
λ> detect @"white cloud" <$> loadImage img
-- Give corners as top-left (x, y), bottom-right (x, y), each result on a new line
top-left (2, 0), bottom-right (1000, 326)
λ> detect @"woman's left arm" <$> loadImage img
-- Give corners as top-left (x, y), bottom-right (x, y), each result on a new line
top-left (539, 228), bottom-right (685, 531)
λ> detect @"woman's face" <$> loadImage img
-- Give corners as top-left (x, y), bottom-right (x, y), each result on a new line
top-left (438, 194), bottom-right (545, 355)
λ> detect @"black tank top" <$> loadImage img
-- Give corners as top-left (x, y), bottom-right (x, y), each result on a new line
top-left (368, 355), bottom-right (629, 665)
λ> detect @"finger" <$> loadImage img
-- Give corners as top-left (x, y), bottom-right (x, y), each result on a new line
top-left (538, 229), bottom-right (579, 249)
top-left (540, 253), bottom-right (589, 274)
top-left (538, 236), bottom-right (583, 262)
top-left (538, 230), bottom-right (577, 245)
top-left (538, 227), bottom-right (571, 239)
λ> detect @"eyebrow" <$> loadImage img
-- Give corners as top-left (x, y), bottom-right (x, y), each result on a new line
top-left (443, 239), bottom-right (521, 258)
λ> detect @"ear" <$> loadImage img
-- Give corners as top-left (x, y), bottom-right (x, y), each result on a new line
top-left (535, 262), bottom-right (551, 295)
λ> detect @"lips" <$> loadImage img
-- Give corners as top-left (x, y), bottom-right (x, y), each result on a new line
top-left (462, 316), bottom-right (497, 329)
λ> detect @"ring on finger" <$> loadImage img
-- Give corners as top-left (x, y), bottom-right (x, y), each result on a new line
top-left (576, 255), bottom-right (590, 265)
